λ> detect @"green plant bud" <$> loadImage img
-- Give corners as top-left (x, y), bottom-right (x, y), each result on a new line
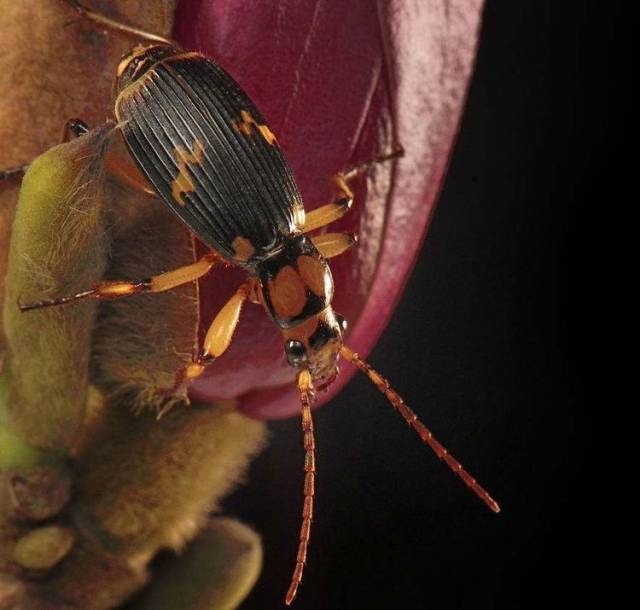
top-left (126, 518), bottom-right (262, 610)
top-left (1, 135), bottom-right (266, 608)
top-left (1, 4), bottom-right (268, 609)
top-left (13, 525), bottom-right (75, 571)
top-left (7, 465), bottom-right (72, 523)
top-left (2, 127), bottom-right (111, 451)
top-left (90, 154), bottom-right (205, 412)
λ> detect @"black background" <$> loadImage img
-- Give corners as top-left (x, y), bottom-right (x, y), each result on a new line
top-left (227, 2), bottom-right (610, 609)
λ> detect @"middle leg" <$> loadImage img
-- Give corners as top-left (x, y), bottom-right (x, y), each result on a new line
top-left (303, 149), bottom-right (403, 233)
top-left (310, 232), bottom-right (357, 259)
top-left (169, 279), bottom-right (254, 393)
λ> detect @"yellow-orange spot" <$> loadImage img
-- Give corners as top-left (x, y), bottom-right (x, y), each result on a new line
top-left (231, 236), bottom-right (256, 262)
top-left (171, 140), bottom-right (205, 206)
top-left (269, 266), bottom-right (307, 320)
top-left (234, 110), bottom-right (278, 146)
top-left (185, 363), bottom-right (205, 379)
top-left (297, 255), bottom-right (328, 298)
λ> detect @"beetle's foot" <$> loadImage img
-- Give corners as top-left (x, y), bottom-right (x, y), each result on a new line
top-left (154, 354), bottom-right (215, 413)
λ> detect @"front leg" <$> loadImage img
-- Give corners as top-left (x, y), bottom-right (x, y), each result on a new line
top-left (20, 252), bottom-right (218, 311)
top-left (169, 279), bottom-right (255, 395)
top-left (186, 279), bottom-right (254, 378)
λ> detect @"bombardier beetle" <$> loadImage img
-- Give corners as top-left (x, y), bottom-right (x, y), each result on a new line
top-left (3, 1), bottom-right (500, 604)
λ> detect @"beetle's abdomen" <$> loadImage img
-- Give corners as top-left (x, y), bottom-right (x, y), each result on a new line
top-left (258, 236), bottom-right (334, 329)
top-left (114, 51), bottom-right (305, 265)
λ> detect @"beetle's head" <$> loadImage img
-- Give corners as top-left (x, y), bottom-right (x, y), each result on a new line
top-left (115, 44), bottom-right (179, 94)
top-left (284, 308), bottom-right (347, 391)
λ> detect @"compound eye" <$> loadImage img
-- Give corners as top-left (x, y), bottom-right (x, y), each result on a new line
top-left (335, 314), bottom-right (348, 334)
top-left (285, 340), bottom-right (308, 368)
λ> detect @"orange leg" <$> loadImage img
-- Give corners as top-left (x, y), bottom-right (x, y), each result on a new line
top-left (104, 148), bottom-right (157, 196)
top-left (176, 279), bottom-right (254, 386)
top-left (20, 252), bottom-right (218, 312)
top-left (61, 118), bottom-right (89, 142)
top-left (311, 232), bottom-right (357, 259)
top-left (286, 368), bottom-right (317, 605)
top-left (302, 177), bottom-right (353, 233)
top-left (303, 149), bottom-right (403, 233)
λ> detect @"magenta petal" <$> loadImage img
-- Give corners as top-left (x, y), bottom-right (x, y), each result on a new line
top-left (174, 1), bottom-right (484, 419)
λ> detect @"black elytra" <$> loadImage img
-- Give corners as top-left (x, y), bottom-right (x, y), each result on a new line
top-left (114, 46), bottom-right (305, 267)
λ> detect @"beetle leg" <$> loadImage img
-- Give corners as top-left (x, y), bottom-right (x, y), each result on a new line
top-left (311, 232), bottom-right (357, 259)
top-left (175, 280), bottom-right (254, 385)
top-left (303, 149), bottom-right (404, 233)
top-left (61, 1), bottom-right (176, 46)
top-left (302, 188), bottom-right (353, 233)
top-left (1, 119), bottom-right (90, 184)
top-left (0, 165), bottom-right (29, 182)
top-left (19, 252), bottom-right (218, 312)
top-left (62, 118), bottom-right (89, 142)
top-left (104, 149), bottom-right (157, 196)
top-left (340, 148), bottom-right (404, 184)
top-left (67, 117), bottom-right (157, 196)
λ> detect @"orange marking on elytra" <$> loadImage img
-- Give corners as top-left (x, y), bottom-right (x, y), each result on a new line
top-left (171, 139), bottom-right (205, 206)
top-left (234, 110), bottom-right (278, 146)
top-left (231, 236), bottom-right (256, 262)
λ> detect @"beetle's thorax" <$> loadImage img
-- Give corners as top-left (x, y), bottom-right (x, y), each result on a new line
top-left (257, 235), bottom-right (344, 384)
top-left (257, 235), bottom-right (333, 329)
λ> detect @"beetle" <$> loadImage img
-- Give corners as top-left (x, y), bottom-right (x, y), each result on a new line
top-left (9, 1), bottom-right (500, 604)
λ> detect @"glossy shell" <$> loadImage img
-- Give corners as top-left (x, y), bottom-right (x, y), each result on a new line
top-left (114, 51), bottom-right (305, 266)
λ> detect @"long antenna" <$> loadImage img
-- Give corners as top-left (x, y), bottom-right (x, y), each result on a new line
top-left (286, 369), bottom-right (317, 605)
top-left (340, 345), bottom-right (500, 514)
